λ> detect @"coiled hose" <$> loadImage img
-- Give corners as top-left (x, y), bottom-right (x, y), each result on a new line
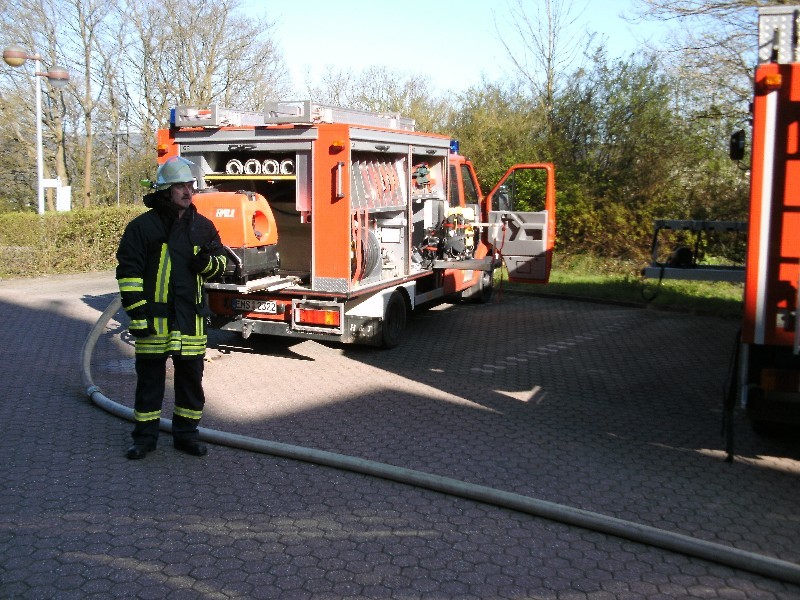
top-left (81, 296), bottom-right (800, 587)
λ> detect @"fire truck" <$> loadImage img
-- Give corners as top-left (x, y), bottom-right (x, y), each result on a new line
top-left (155, 100), bottom-right (556, 347)
top-left (730, 6), bottom-right (800, 433)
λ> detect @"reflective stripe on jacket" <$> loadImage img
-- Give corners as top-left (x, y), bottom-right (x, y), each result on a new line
top-left (116, 198), bottom-right (226, 357)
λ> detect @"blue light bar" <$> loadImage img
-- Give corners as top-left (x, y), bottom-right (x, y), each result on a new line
top-left (450, 139), bottom-right (460, 154)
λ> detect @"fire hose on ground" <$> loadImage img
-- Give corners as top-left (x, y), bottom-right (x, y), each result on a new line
top-left (81, 296), bottom-right (800, 588)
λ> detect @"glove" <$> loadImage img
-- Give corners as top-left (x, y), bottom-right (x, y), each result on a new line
top-left (191, 250), bottom-right (212, 274)
top-left (129, 317), bottom-right (156, 338)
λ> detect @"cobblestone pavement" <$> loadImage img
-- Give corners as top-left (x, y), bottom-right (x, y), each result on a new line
top-left (1, 271), bottom-right (799, 599)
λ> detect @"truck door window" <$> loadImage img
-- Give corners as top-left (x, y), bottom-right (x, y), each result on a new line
top-left (492, 168), bottom-right (547, 212)
top-left (461, 165), bottom-right (480, 206)
top-left (449, 165), bottom-right (459, 206)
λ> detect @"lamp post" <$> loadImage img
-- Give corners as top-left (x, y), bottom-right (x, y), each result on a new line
top-left (3, 44), bottom-right (69, 215)
top-left (115, 129), bottom-right (128, 207)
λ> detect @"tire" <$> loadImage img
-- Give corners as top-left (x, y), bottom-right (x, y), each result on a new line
top-left (381, 291), bottom-right (407, 349)
top-left (462, 268), bottom-right (494, 304)
top-left (475, 268), bottom-right (494, 304)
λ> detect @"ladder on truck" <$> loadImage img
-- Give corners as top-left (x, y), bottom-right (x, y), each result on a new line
top-left (173, 100), bottom-right (416, 131)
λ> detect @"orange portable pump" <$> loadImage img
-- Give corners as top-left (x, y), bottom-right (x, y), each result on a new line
top-left (192, 190), bottom-right (280, 283)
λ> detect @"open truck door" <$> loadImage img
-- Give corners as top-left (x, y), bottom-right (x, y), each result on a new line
top-left (485, 163), bottom-right (556, 284)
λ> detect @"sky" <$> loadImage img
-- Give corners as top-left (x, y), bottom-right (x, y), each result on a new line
top-left (256, 0), bottom-right (671, 95)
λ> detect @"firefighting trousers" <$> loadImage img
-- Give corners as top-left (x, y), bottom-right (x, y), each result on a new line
top-left (131, 355), bottom-right (205, 445)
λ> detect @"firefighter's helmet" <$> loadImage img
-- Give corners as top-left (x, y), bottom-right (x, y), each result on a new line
top-left (155, 156), bottom-right (196, 191)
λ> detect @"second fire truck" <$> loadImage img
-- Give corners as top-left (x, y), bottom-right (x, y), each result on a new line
top-left (156, 101), bottom-right (556, 348)
top-left (733, 6), bottom-right (800, 430)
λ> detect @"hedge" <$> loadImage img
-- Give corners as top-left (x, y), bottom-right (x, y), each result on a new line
top-left (0, 206), bottom-right (145, 278)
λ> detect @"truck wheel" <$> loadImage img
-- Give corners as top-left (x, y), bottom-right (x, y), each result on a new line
top-left (475, 268), bottom-right (495, 304)
top-left (381, 291), bottom-right (407, 349)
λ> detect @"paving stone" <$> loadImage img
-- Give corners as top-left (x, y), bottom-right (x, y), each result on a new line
top-left (0, 272), bottom-right (798, 598)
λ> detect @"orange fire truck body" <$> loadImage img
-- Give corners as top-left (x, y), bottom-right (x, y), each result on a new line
top-left (156, 101), bottom-right (556, 347)
top-left (740, 7), bottom-right (800, 424)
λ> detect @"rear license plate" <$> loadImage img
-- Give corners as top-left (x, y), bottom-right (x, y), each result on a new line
top-left (232, 298), bottom-right (277, 313)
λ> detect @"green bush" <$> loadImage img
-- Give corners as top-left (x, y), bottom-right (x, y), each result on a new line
top-left (0, 206), bottom-right (145, 278)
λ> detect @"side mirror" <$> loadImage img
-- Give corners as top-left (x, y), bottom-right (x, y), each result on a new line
top-left (729, 129), bottom-right (746, 161)
top-left (495, 184), bottom-right (511, 211)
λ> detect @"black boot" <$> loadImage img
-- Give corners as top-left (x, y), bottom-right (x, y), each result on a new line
top-left (126, 443), bottom-right (156, 460)
top-left (174, 439), bottom-right (207, 456)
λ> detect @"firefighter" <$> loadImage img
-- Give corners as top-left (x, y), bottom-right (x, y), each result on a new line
top-left (116, 156), bottom-right (227, 459)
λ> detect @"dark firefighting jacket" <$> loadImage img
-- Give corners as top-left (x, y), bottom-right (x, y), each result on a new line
top-left (116, 191), bottom-right (226, 358)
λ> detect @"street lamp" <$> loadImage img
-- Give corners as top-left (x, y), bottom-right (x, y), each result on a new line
top-left (3, 44), bottom-right (70, 215)
top-left (115, 129), bottom-right (128, 207)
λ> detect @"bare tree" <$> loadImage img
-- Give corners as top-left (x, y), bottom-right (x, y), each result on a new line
top-left (629, 0), bottom-right (774, 117)
top-left (2, 0), bottom-right (292, 211)
top-left (306, 65), bottom-right (452, 133)
top-left (0, 0), bottom-right (72, 211)
top-left (306, 68), bottom-right (357, 109)
top-left (499, 0), bottom-right (597, 130)
top-left (60, 0), bottom-right (121, 208)
top-left (124, 0), bottom-right (291, 135)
